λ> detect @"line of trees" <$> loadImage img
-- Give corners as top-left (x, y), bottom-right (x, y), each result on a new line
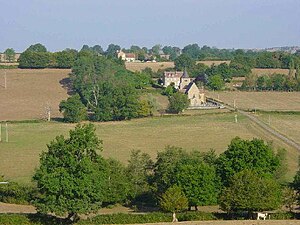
top-left (27, 124), bottom-right (300, 223)
top-left (13, 42), bottom-right (300, 69)
top-left (59, 52), bottom-right (156, 122)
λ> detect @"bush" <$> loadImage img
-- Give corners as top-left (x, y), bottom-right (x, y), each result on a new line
top-left (78, 211), bottom-right (216, 224)
top-left (78, 213), bottom-right (171, 224)
top-left (0, 182), bottom-right (37, 204)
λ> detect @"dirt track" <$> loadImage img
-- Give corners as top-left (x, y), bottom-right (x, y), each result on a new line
top-left (135, 221), bottom-right (300, 225)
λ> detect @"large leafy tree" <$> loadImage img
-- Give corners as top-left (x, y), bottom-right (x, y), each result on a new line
top-left (55, 49), bottom-right (78, 68)
top-left (25, 43), bottom-right (47, 52)
top-left (105, 44), bottom-right (121, 57)
top-left (167, 92), bottom-right (190, 114)
top-left (219, 170), bottom-right (282, 215)
top-left (18, 51), bottom-right (50, 68)
top-left (126, 150), bottom-right (154, 198)
top-left (104, 159), bottom-right (132, 205)
top-left (217, 137), bottom-right (281, 186)
top-left (33, 124), bottom-right (108, 222)
top-left (208, 74), bottom-right (224, 90)
top-left (174, 54), bottom-right (195, 71)
top-left (152, 146), bottom-right (187, 195)
top-left (159, 186), bottom-right (188, 222)
top-left (174, 158), bottom-right (219, 209)
top-left (182, 43), bottom-right (200, 59)
top-left (59, 94), bottom-right (87, 123)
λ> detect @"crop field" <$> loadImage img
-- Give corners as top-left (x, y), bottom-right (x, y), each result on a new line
top-left (0, 69), bottom-right (71, 121)
top-left (207, 91), bottom-right (300, 111)
top-left (125, 61), bottom-right (230, 72)
top-left (0, 113), bottom-right (299, 184)
top-left (252, 68), bottom-right (291, 76)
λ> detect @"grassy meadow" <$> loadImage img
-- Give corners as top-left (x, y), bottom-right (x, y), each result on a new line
top-left (0, 112), bottom-right (299, 184)
top-left (207, 91), bottom-right (300, 111)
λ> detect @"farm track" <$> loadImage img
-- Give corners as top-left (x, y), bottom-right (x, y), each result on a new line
top-left (238, 110), bottom-right (300, 152)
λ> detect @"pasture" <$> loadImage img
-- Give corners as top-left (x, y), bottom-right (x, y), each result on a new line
top-left (257, 113), bottom-right (300, 146)
top-left (0, 113), bottom-right (299, 184)
top-left (207, 91), bottom-right (300, 111)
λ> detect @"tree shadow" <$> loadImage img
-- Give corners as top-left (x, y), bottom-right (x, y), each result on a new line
top-left (27, 213), bottom-right (70, 225)
top-left (59, 77), bottom-right (74, 95)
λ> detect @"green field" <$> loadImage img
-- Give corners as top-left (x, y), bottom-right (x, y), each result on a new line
top-left (0, 112), bottom-right (299, 184)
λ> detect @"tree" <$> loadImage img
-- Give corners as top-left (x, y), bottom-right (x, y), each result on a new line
top-left (33, 124), bottom-right (108, 222)
top-left (208, 74), bottom-right (224, 90)
top-left (55, 49), bottom-right (77, 68)
top-left (182, 43), bottom-right (200, 59)
top-left (167, 92), bottom-right (189, 114)
top-left (152, 146), bottom-right (187, 194)
top-left (219, 170), bottom-right (282, 216)
top-left (104, 159), bottom-right (132, 205)
top-left (126, 150), bottom-right (153, 199)
top-left (151, 44), bottom-right (162, 55)
top-left (18, 51), bottom-right (50, 69)
top-left (4, 48), bottom-right (16, 62)
top-left (59, 94), bottom-right (87, 123)
top-left (162, 84), bottom-right (177, 96)
top-left (174, 158), bottom-right (219, 209)
top-left (105, 44), bottom-right (121, 57)
top-left (159, 186), bottom-right (188, 222)
top-left (217, 137), bottom-right (281, 186)
top-left (25, 43), bottom-right (47, 52)
top-left (174, 54), bottom-right (195, 71)
top-left (92, 45), bottom-right (104, 55)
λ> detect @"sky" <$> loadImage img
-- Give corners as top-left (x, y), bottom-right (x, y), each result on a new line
top-left (1, 0), bottom-right (300, 52)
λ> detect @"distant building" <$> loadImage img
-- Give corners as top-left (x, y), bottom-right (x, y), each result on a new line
top-left (159, 54), bottom-right (170, 60)
top-left (117, 50), bottom-right (136, 62)
top-left (0, 53), bottom-right (20, 62)
top-left (162, 70), bottom-right (206, 108)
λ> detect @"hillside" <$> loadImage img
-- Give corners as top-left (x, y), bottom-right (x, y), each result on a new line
top-left (0, 69), bottom-right (70, 121)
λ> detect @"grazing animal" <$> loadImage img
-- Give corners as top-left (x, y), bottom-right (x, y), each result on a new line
top-left (256, 212), bottom-right (268, 220)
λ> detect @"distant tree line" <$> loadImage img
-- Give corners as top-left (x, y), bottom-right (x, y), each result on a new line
top-left (14, 43), bottom-right (300, 70)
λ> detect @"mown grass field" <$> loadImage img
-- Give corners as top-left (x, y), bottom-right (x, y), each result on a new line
top-left (0, 112), bottom-right (298, 184)
top-left (257, 113), bottom-right (300, 146)
top-left (207, 91), bottom-right (300, 111)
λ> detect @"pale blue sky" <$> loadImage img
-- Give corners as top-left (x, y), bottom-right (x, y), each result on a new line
top-left (1, 0), bottom-right (299, 52)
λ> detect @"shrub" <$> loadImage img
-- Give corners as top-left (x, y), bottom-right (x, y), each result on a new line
top-left (0, 182), bottom-right (36, 204)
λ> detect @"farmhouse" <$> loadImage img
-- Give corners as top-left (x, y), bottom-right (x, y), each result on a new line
top-left (117, 50), bottom-right (136, 62)
top-left (163, 70), bottom-right (206, 108)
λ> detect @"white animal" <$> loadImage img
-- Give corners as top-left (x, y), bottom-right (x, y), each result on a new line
top-left (256, 212), bottom-right (268, 220)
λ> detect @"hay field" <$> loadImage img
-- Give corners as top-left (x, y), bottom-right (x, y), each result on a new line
top-left (0, 69), bottom-right (71, 121)
top-left (208, 91), bottom-right (300, 111)
top-left (252, 68), bottom-right (292, 76)
top-left (125, 61), bottom-right (230, 72)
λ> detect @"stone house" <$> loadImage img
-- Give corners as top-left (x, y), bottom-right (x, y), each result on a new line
top-left (117, 50), bottom-right (136, 62)
top-left (162, 70), bottom-right (206, 107)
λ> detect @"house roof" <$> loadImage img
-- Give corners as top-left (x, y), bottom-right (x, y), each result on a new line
top-left (164, 71), bottom-right (184, 78)
top-left (184, 82), bottom-right (194, 94)
top-left (125, 53), bottom-right (135, 58)
top-left (182, 68), bottom-right (189, 78)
